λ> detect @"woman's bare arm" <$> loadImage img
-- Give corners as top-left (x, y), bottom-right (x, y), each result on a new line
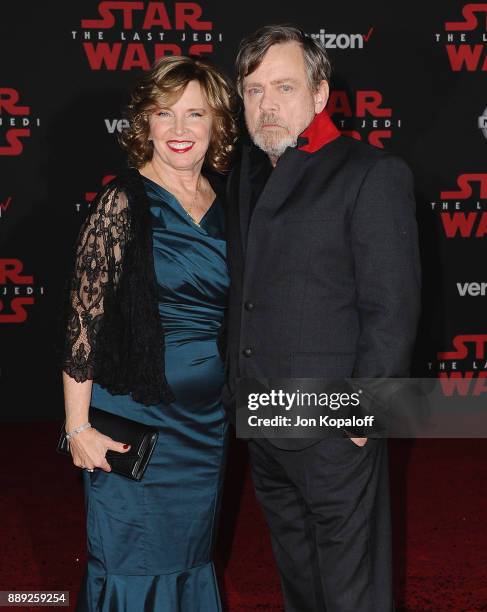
top-left (63, 372), bottom-right (92, 431)
top-left (62, 372), bottom-right (130, 471)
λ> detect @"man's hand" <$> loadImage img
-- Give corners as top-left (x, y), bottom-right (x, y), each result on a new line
top-left (350, 437), bottom-right (368, 447)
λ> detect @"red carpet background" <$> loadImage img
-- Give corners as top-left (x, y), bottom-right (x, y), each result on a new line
top-left (1, 424), bottom-right (486, 611)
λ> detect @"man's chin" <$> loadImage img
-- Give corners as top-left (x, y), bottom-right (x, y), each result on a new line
top-left (252, 133), bottom-right (297, 159)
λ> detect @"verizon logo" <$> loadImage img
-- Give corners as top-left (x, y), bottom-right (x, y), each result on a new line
top-left (457, 282), bottom-right (487, 296)
top-left (0, 195), bottom-right (12, 218)
top-left (105, 118), bottom-right (129, 134)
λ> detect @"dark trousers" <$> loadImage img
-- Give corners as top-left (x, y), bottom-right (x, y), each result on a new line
top-left (248, 436), bottom-right (393, 612)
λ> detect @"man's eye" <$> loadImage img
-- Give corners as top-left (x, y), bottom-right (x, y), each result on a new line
top-left (247, 88), bottom-right (262, 96)
top-left (280, 84), bottom-right (293, 93)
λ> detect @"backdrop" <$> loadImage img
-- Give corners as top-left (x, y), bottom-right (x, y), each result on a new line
top-left (1, 1), bottom-right (486, 420)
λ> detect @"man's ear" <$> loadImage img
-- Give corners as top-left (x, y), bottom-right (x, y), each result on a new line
top-left (314, 80), bottom-right (329, 113)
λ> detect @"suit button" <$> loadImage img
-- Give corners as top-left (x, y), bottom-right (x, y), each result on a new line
top-left (244, 301), bottom-right (255, 311)
top-left (243, 347), bottom-right (253, 357)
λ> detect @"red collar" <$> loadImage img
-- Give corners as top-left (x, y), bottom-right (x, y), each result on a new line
top-left (298, 109), bottom-right (340, 153)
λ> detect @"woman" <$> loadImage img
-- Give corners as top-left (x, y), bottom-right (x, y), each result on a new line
top-left (61, 55), bottom-right (238, 611)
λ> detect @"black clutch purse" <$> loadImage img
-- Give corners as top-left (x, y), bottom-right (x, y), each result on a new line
top-left (57, 407), bottom-right (159, 481)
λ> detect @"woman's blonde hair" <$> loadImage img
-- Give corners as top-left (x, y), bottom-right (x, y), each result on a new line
top-left (119, 55), bottom-right (239, 173)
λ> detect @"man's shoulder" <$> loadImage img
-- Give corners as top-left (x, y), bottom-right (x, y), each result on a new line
top-left (326, 135), bottom-right (390, 165)
top-left (321, 136), bottom-right (411, 181)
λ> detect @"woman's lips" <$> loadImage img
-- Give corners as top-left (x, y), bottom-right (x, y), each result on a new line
top-left (166, 140), bottom-right (195, 153)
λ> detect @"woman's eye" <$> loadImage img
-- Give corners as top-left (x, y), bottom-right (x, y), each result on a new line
top-left (247, 88), bottom-right (262, 96)
top-left (157, 111), bottom-right (171, 118)
top-left (189, 112), bottom-right (203, 118)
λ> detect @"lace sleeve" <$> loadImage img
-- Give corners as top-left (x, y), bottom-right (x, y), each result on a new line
top-left (62, 184), bottom-right (130, 382)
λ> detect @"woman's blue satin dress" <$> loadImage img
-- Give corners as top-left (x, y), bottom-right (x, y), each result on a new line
top-left (76, 176), bottom-right (229, 611)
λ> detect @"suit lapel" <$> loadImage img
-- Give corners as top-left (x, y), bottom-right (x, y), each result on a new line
top-left (243, 148), bottom-right (310, 283)
top-left (248, 147), bottom-right (309, 224)
top-left (241, 145), bottom-right (286, 251)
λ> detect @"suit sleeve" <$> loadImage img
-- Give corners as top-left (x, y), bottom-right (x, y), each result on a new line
top-left (350, 155), bottom-right (421, 378)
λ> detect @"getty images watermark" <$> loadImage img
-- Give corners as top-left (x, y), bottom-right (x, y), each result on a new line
top-left (236, 378), bottom-right (487, 439)
top-left (247, 388), bottom-right (374, 430)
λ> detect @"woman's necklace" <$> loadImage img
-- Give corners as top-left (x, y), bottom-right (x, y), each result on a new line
top-left (150, 163), bottom-right (202, 227)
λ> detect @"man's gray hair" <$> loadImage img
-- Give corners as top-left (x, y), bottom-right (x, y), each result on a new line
top-left (235, 24), bottom-right (332, 97)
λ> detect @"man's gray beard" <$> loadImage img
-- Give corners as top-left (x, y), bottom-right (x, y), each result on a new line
top-left (252, 130), bottom-right (297, 160)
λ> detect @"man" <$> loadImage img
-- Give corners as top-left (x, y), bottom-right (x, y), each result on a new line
top-left (223, 24), bottom-right (421, 611)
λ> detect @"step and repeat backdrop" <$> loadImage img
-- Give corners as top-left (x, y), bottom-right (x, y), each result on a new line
top-left (1, 2), bottom-right (485, 420)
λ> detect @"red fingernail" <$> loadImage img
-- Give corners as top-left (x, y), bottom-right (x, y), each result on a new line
top-left (123, 444), bottom-right (130, 449)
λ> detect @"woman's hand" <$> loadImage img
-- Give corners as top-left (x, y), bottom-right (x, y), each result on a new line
top-left (68, 427), bottom-right (131, 472)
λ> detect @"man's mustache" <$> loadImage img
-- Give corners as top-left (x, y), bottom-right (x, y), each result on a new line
top-left (256, 114), bottom-right (288, 130)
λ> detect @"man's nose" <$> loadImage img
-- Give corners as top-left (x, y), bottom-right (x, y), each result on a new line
top-left (259, 90), bottom-right (278, 112)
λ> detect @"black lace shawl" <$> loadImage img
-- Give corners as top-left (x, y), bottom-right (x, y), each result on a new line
top-left (62, 168), bottom-right (176, 406)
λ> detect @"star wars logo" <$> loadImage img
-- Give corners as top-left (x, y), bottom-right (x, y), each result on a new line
top-left (429, 334), bottom-right (487, 395)
top-left (72, 1), bottom-right (222, 71)
top-left (74, 174), bottom-right (116, 212)
top-left (0, 259), bottom-right (44, 323)
top-left (0, 89), bottom-right (40, 156)
top-left (434, 3), bottom-right (487, 71)
top-left (430, 173), bottom-right (487, 238)
top-left (327, 90), bottom-right (401, 149)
